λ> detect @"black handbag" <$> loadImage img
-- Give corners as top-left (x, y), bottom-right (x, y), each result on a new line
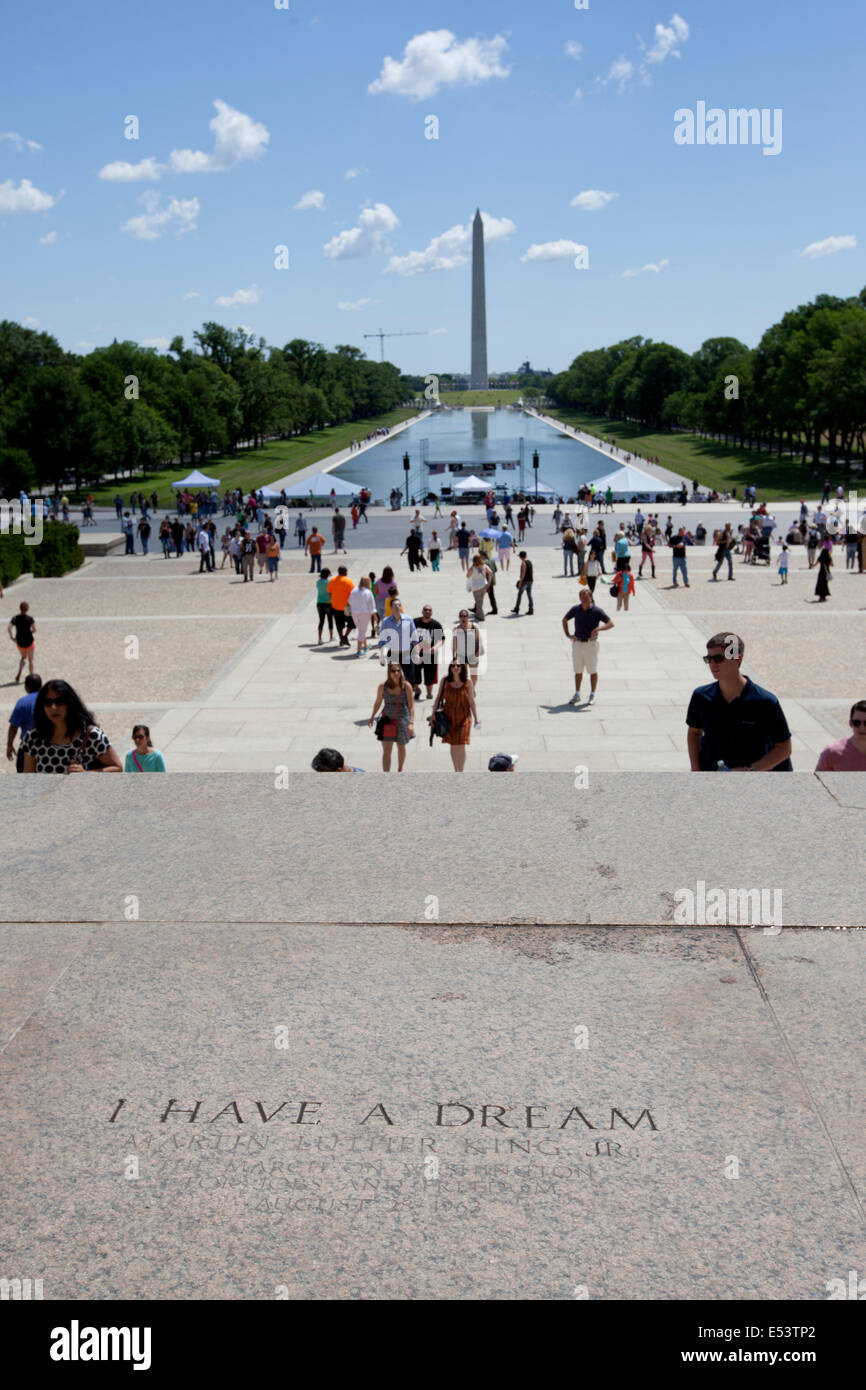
top-left (432, 708), bottom-right (450, 738)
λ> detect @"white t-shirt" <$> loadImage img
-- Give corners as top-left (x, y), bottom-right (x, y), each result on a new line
top-left (348, 587), bottom-right (376, 616)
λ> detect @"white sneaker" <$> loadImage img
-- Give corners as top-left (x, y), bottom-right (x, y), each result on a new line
top-left (569, 693), bottom-right (581, 705)
top-left (587, 691), bottom-right (596, 705)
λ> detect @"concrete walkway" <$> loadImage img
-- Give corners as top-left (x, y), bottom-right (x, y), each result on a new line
top-left (140, 523), bottom-right (849, 774)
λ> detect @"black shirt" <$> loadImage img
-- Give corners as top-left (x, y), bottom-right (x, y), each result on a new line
top-left (12, 613), bottom-right (35, 646)
top-left (520, 559), bottom-right (533, 583)
top-left (672, 538), bottom-right (688, 558)
top-left (414, 617), bottom-right (444, 667)
top-left (686, 677), bottom-right (793, 771)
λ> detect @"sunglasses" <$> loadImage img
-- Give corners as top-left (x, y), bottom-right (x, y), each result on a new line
top-left (852, 718), bottom-right (866, 729)
top-left (703, 653), bottom-right (731, 665)
top-left (44, 698), bottom-right (67, 707)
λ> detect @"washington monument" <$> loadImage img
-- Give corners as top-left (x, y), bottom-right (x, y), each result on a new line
top-left (470, 209), bottom-right (488, 389)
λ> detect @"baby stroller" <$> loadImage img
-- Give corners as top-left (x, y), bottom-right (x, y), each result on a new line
top-left (751, 535), bottom-right (771, 564)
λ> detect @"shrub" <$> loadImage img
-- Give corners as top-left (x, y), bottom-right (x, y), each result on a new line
top-left (0, 522), bottom-right (84, 585)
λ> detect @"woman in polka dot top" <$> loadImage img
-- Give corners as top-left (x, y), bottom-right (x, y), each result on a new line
top-left (20, 680), bottom-right (122, 774)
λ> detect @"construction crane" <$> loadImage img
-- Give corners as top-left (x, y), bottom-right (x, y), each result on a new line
top-left (363, 328), bottom-right (428, 362)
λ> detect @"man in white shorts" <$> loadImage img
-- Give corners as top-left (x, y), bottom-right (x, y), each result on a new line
top-left (562, 588), bottom-right (614, 706)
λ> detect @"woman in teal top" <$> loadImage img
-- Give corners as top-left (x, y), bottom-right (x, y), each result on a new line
top-left (124, 724), bottom-right (167, 772)
top-left (316, 567), bottom-right (334, 643)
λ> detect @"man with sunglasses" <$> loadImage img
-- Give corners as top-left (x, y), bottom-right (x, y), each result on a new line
top-left (815, 701), bottom-right (866, 771)
top-left (686, 632), bottom-right (793, 771)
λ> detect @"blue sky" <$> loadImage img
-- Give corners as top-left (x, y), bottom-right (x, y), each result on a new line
top-left (1, 0), bottom-right (863, 375)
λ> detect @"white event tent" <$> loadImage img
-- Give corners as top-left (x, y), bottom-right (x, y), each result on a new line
top-left (171, 469), bottom-right (220, 490)
top-left (293, 471), bottom-right (362, 497)
top-left (587, 464), bottom-right (680, 499)
top-left (453, 474), bottom-right (491, 492)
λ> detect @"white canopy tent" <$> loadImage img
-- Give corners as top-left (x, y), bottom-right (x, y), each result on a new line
top-left (587, 464), bottom-right (680, 499)
top-left (171, 469), bottom-right (220, 490)
top-left (453, 474), bottom-right (490, 492)
top-left (292, 471), bottom-right (362, 497)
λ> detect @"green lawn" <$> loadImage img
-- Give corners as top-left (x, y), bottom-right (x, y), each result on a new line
top-left (80, 408), bottom-right (417, 505)
top-left (437, 390), bottom-right (529, 407)
top-left (546, 408), bottom-right (859, 502)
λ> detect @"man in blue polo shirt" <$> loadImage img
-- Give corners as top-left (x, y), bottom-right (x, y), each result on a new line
top-left (562, 588), bottom-right (614, 707)
top-left (686, 632), bottom-right (792, 771)
top-left (6, 672), bottom-right (42, 772)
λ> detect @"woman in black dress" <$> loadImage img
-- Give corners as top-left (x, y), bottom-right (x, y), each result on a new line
top-left (815, 545), bottom-right (832, 601)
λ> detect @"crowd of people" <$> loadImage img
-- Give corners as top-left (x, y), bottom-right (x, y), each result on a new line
top-left (6, 478), bottom-right (865, 777)
top-left (349, 426), bottom-right (392, 451)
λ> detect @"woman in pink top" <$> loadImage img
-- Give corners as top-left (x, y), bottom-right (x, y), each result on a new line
top-left (374, 566), bottom-right (394, 624)
top-left (815, 701), bottom-right (866, 770)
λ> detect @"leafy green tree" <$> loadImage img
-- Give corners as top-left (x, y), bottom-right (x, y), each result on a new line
top-left (0, 446), bottom-right (35, 495)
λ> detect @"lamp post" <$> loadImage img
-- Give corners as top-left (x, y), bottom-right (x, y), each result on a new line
top-left (403, 451), bottom-right (410, 508)
top-left (532, 449), bottom-right (539, 503)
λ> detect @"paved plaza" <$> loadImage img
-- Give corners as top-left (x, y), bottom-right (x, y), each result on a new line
top-left (2, 506), bottom-right (861, 774)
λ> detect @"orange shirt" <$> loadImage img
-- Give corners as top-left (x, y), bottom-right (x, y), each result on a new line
top-left (266, 537), bottom-right (280, 558)
top-left (327, 575), bottom-right (354, 611)
top-left (306, 533), bottom-right (325, 555)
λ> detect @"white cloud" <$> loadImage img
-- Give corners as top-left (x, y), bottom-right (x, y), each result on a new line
top-left (294, 189), bottom-right (325, 210)
top-left (799, 234), bottom-right (857, 260)
top-left (0, 178), bottom-right (55, 213)
top-left (337, 297), bottom-right (379, 310)
top-left (622, 257), bottom-right (670, 278)
top-left (324, 202), bottom-right (399, 260)
top-left (601, 57), bottom-right (635, 93)
top-left (570, 189), bottom-right (618, 212)
top-left (23, 315), bottom-right (39, 328)
top-left (98, 156), bottom-right (163, 182)
top-left (345, 167), bottom-right (361, 180)
top-left (121, 191), bottom-right (199, 239)
top-left (565, 41), bottom-right (583, 60)
top-left (369, 29), bottom-right (510, 101)
top-left (521, 239), bottom-right (588, 263)
top-left (429, 327), bottom-right (448, 335)
top-left (215, 284), bottom-right (262, 307)
top-left (183, 290), bottom-right (200, 299)
top-left (39, 229), bottom-right (57, 244)
top-left (572, 88), bottom-right (583, 103)
top-left (141, 336), bottom-right (171, 350)
top-left (385, 210), bottom-right (515, 276)
top-left (1, 131), bottom-right (42, 153)
top-left (598, 14), bottom-right (689, 94)
top-left (169, 99), bottom-right (269, 173)
top-left (75, 341), bottom-right (95, 351)
top-left (646, 14), bottom-right (689, 64)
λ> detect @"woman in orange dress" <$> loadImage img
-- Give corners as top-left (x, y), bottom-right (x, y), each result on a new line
top-left (432, 660), bottom-right (480, 772)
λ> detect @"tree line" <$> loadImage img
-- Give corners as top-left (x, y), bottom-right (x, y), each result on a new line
top-left (548, 287), bottom-right (866, 469)
top-left (0, 321), bottom-right (408, 495)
